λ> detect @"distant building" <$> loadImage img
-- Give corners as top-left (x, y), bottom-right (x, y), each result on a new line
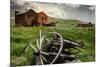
top-left (77, 22), bottom-right (94, 27)
top-left (15, 9), bottom-right (48, 26)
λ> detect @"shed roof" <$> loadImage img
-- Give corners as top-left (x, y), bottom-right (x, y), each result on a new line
top-left (37, 11), bottom-right (48, 16)
top-left (15, 9), bottom-right (36, 15)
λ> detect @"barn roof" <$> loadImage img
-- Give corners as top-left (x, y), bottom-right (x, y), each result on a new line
top-left (26, 9), bottom-right (36, 13)
top-left (15, 9), bottom-right (48, 17)
top-left (37, 11), bottom-right (48, 16)
top-left (15, 10), bottom-right (26, 15)
top-left (15, 9), bottom-right (36, 15)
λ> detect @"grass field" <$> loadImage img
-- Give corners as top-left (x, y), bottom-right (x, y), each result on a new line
top-left (10, 19), bottom-right (95, 66)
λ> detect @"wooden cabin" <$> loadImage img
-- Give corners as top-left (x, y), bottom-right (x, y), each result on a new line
top-left (77, 22), bottom-right (94, 27)
top-left (24, 9), bottom-right (38, 26)
top-left (15, 9), bottom-right (49, 27)
top-left (37, 12), bottom-right (48, 26)
top-left (15, 9), bottom-right (38, 26)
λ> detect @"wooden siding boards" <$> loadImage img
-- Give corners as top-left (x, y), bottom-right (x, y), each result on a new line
top-left (25, 9), bottom-right (38, 26)
top-left (37, 12), bottom-right (48, 25)
top-left (15, 13), bottom-right (25, 26)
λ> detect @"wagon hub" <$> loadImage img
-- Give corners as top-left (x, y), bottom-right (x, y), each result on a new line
top-left (34, 50), bottom-right (41, 56)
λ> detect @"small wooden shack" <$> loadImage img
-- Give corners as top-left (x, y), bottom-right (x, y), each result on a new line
top-left (37, 12), bottom-right (48, 26)
top-left (15, 9), bottom-right (49, 27)
top-left (15, 9), bottom-right (38, 26)
top-left (77, 22), bottom-right (94, 27)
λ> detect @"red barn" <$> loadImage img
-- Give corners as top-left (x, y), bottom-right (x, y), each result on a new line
top-left (37, 12), bottom-right (48, 26)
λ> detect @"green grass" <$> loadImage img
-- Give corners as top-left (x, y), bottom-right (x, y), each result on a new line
top-left (10, 20), bottom-right (95, 66)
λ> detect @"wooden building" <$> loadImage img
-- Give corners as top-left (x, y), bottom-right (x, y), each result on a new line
top-left (77, 22), bottom-right (94, 27)
top-left (37, 12), bottom-right (48, 26)
top-left (15, 9), bottom-right (49, 27)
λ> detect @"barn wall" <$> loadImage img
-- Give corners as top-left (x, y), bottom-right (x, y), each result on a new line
top-left (15, 14), bottom-right (25, 26)
top-left (15, 9), bottom-right (49, 27)
top-left (38, 13), bottom-right (48, 25)
top-left (25, 9), bottom-right (38, 26)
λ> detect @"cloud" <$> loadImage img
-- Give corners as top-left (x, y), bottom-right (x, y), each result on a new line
top-left (11, 0), bottom-right (38, 12)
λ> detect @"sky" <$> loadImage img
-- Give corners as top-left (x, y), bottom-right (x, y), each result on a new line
top-left (11, 0), bottom-right (95, 23)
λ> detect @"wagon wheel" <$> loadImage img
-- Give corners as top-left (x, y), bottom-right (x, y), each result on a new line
top-left (24, 30), bottom-right (63, 65)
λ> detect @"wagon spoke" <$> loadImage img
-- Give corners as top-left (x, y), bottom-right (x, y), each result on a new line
top-left (24, 44), bottom-right (30, 53)
top-left (41, 51), bottom-right (49, 56)
top-left (30, 44), bottom-right (37, 52)
top-left (36, 56), bottom-right (39, 65)
top-left (40, 35), bottom-right (45, 49)
top-left (39, 30), bottom-right (42, 49)
top-left (42, 42), bottom-right (50, 48)
top-left (48, 52), bottom-right (58, 56)
top-left (39, 55), bottom-right (44, 65)
top-left (41, 55), bottom-right (47, 62)
top-left (36, 39), bottom-right (40, 50)
top-left (30, 40), bottom-right (35, 44)
top-left (41, 39), bottom-right (50, 48)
